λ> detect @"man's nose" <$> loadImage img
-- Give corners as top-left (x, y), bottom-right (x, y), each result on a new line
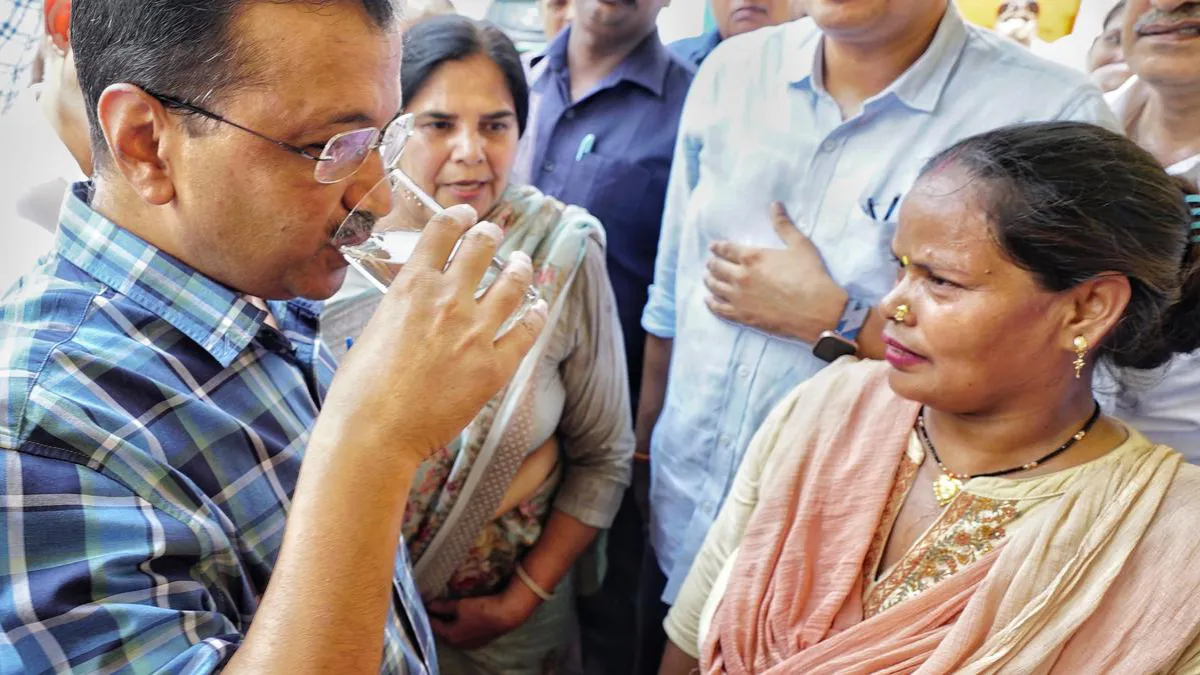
top-left (342, 153), bottom-right (394, 222)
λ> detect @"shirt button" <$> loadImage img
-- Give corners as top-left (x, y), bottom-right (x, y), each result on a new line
top-left (543, 161), bottom-right (556, 173)
top-left (564, 109), bottom-right (576, 120)
top-left (720, 435), bottom-right (732, 447)
top-left (737, 365), bottom-right (750, 378)
top-left (820, 140), bottom-right (837, 153)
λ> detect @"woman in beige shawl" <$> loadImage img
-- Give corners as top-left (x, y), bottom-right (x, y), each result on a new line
top-left (323, 16), bottom-right (633, 674)
top-left (659, 122), bottom-right (1200, 674)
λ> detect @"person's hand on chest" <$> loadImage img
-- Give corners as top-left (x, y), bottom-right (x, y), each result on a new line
top-left (703, 201), bottom-right (848, 342)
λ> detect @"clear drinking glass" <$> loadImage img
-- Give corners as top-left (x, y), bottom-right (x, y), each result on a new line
top-left (332, 119), bottom-right (538, 332)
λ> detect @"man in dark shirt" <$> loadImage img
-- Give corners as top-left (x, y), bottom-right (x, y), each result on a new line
top-left (521, 0), bottom-right (691, 417)
top-left (515, 1), bottom-right (692, 672)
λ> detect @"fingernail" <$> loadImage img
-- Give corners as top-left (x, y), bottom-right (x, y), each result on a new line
top-left (444, 203), bottom-right (478, 223)
top-left (531, 299), bottom-right (549, 317)
top-left (472, 220), bottom-right (504, 241)
top-left (509, 251), bottom-right (532, 267)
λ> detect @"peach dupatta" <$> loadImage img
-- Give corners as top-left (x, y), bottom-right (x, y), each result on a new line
top-left (704, 359), bottom-right (1200, 674)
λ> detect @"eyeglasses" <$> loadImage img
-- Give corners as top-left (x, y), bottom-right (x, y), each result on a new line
top-left (146, 91), bottom-right (414, 184)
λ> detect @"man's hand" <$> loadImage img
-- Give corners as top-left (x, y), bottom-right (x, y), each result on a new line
top-left (426, 587), bottom-right (537, 650)
top-left (315, 204), bottom-right (548, 467)
top-left (228, 205), bottom-right (546, 674)
top-left (703, 202), bottom-right (847, 343)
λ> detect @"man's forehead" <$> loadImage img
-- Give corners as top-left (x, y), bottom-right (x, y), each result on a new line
top-left (233, 2), bottom-right (400, 71)
top-left (229, 2), bottom-right (401, 122)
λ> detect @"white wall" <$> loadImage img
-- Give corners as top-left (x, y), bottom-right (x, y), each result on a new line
top-left (658, 2), bottom-right (706, 43)
top-left (454, 0), bottom-right (490, 18)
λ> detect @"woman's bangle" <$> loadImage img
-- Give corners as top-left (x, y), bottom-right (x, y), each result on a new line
top-left (514, 563), bottom-right (554, 602)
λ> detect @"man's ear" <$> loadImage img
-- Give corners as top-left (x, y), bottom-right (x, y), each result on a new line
top-left (95, 84), bottom-right (178, 206)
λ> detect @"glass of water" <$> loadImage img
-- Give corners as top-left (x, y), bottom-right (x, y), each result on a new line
top-left (332, 118), bottom-right (538, 329)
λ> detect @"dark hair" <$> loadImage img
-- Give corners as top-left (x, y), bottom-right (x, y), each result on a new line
top-left (1102, 0), bottom-right (1127, 30)
top-left (924, 121), bottom-right (1200, 371)
top-left (71, 0), bottom-right (399, 164)
top-left (400, 15), bottom-right (529, 136)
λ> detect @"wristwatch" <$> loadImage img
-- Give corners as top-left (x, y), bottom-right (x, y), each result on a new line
top-left (813, 298), bottom-right (870, 363)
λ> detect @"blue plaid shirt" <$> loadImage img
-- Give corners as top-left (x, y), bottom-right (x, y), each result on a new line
top-left (0, 183), bottom-right (437, 675)
top-left (0, 0), bottom-right (41, 114)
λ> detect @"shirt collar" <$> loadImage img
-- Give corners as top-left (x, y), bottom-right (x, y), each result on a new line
top-left (690, 30), bottom-right (723, 65)
top-left (541, 26), bottom-right (674, 98)
top-left (785, 5), bottom-right (969, 114)
top-left (56, 182), bottom-right (272, 368)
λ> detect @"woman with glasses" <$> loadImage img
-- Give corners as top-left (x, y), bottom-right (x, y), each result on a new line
top-left (657, 122), bottom-right (1200, 674)
top-left (321, 15), bottom-right (633, 675)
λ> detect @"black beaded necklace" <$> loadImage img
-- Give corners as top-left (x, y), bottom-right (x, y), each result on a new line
top-left (916, 401), bottom-right (1102, 507)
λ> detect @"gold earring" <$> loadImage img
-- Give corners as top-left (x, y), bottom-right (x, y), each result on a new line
top-left (1073, 335), bottom-right (1088, 379)
top-left (892, 304), bottom-right (909, 323)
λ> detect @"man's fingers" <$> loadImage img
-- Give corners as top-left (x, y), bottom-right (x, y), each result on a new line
top-left (703, 273), bottom-right (735, 303)
top-left (705, 255), bottom-right (741, 285)
top-left (493, 298), bottom-right (548, 366)
top-left (404, 204), bottom-right (478, 274)
top-left (480, 251), bottom-right (536, 331)
top-left (705, 294), bottom-right (737, 321)
top-left (770, 201), bottom-right (808, 249)
top-left (709, 240), bottom-right (748, 264)
top-left (445, 220), bottom-right (505, 295)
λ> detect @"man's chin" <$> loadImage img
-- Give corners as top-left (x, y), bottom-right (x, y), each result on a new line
top-left (1128, 62), bottom-right (1200, 92)
top-left (730, 19), bottom-right (770, 37)
top-left (291, 266), bottom-right (350, 302)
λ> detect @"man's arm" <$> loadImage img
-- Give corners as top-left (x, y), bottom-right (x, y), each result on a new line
top-left (225, 424), bottom-right (422, 672)
top-left (638, 50), bottom-right (718, 470)
top-left (225, 207), bottom-right (546, 673)
top-left (0, 450), bottom-right (243, 673)
top-left (636, 335), bottom-right (673, 461)
top-left (0, 207), bottom-right (546, 674)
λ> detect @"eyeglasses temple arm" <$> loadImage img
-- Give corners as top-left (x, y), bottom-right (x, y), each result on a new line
top-left (151, 93), bottom-right (325, 162)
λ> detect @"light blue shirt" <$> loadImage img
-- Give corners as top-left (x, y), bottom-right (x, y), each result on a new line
top-left (642, 6), bottom-right (1119, 603)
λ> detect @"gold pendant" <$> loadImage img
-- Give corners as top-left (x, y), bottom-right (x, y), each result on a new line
top-left (933, 474), bottom-right (963, 507)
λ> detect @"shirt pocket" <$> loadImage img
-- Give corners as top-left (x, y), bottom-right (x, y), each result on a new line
top-left (568, 152), bottom-right (655, 249)
top-left (826, 206), bottom-right (899, 303)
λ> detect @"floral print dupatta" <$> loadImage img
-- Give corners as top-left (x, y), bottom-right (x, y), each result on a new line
top-left (405, 184), bottom-right (601, 600)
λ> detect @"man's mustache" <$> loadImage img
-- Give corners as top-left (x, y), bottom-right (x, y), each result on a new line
top-left (333, 211), bottom-right (377, 249)
top-left (1133, 3), bottom-right (1200, 32)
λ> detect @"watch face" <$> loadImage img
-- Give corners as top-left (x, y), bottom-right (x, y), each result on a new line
top-left (814, 334), bottom-right (857, 363)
